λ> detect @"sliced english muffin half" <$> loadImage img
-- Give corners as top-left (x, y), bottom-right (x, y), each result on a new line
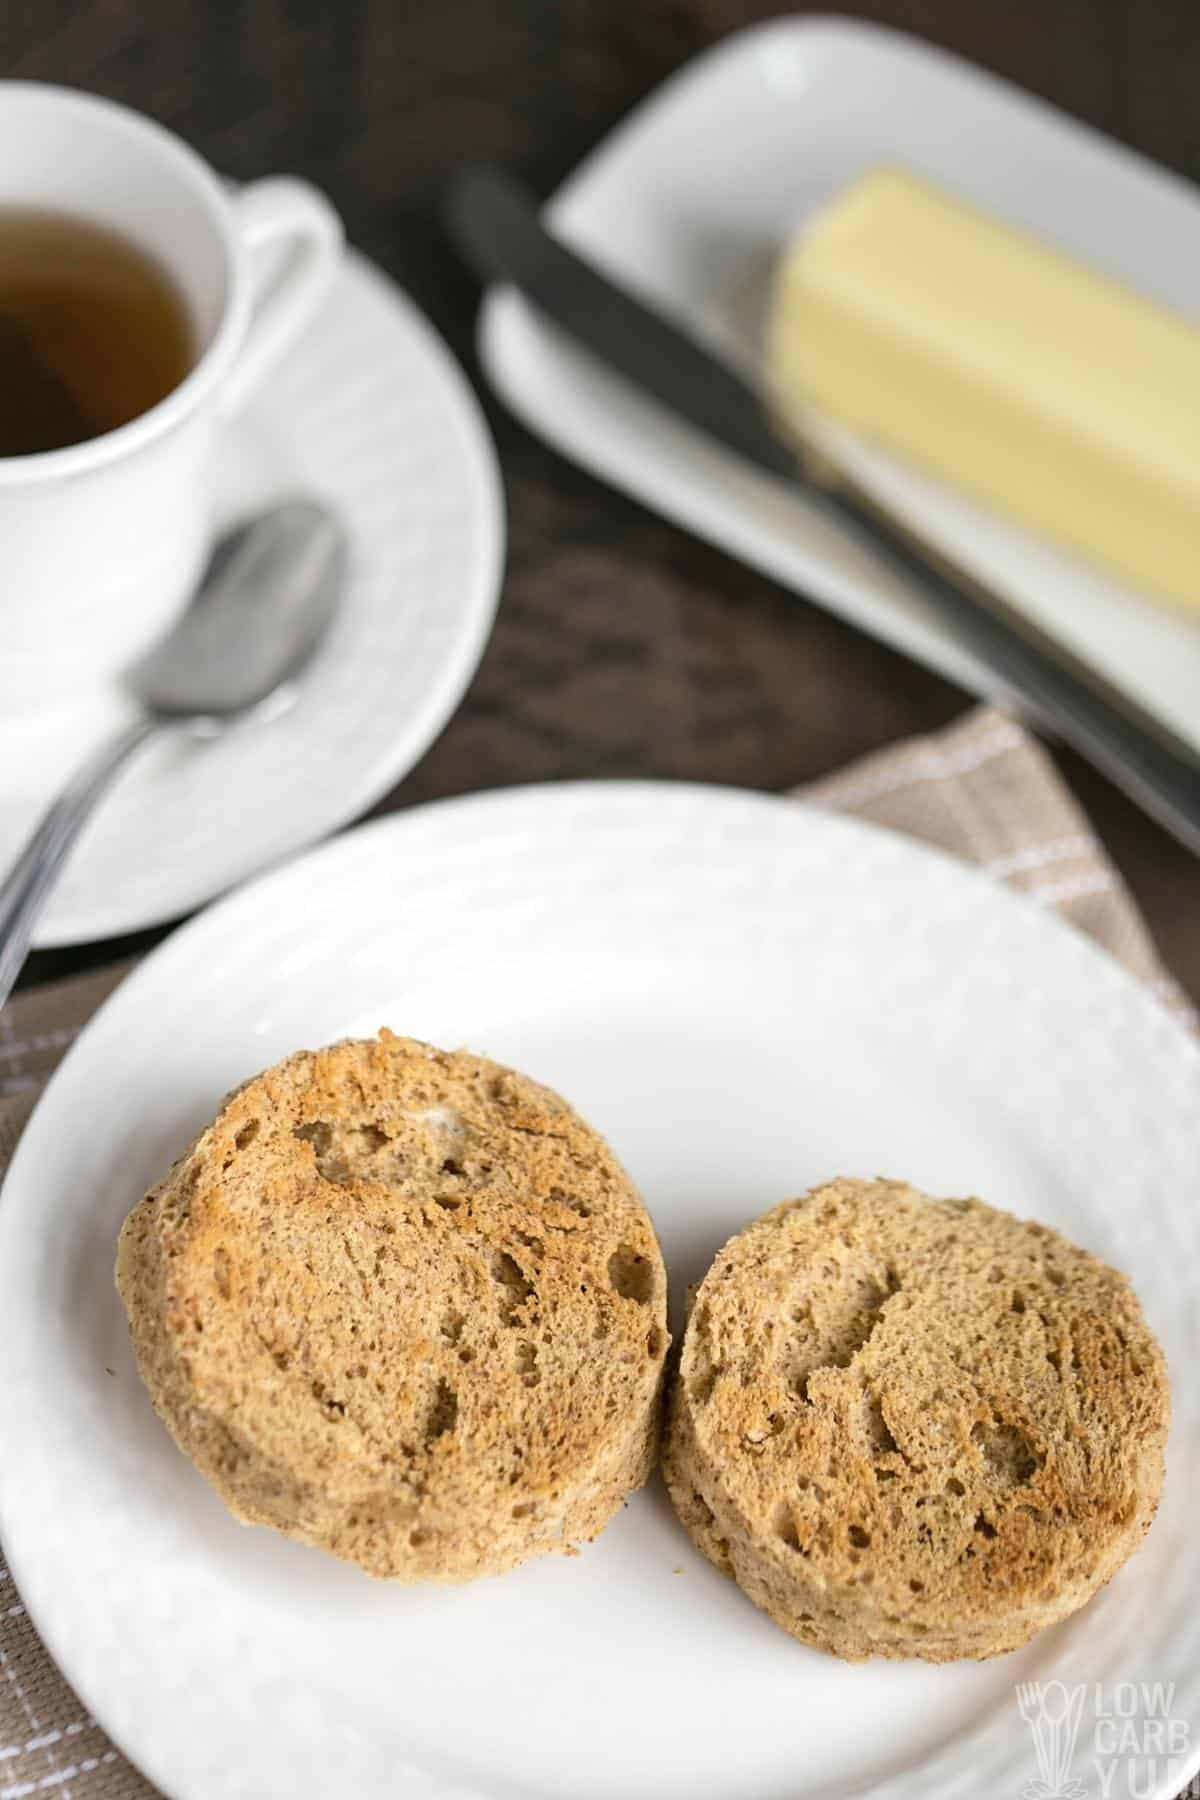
top-left (117, 1031), bottom-right (668, 1581)
top-left (663, 1177), bottom-right (1168, 1661)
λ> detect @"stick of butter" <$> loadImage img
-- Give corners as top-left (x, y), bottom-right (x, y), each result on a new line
top-left (766, 168), bottom-right (1200, 611)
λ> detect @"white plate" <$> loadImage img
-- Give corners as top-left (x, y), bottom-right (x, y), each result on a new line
top-left (1, 782), bottom-right (1198, 1800)
top-left (480, 14), bottom-right (1200, 753)
top-left (0, 248), bottom-right (504, 946)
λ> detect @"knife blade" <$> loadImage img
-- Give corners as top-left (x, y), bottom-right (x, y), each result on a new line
top-left (446, 164), bottom-right (1200, 857)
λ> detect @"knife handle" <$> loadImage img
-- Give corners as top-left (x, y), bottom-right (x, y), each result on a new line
top-left (449, 163), bottom-right (1200, 854)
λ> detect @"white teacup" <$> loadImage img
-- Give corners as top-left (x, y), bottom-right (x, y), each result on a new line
top-left (0, 83), bottom-right (342, 713)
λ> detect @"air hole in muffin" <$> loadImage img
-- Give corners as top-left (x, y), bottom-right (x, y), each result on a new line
top-left (434, 1195), bottom-right (461, 1210)
top-left (1046, 1346), bottom-right (1063, 1374)
top-left (975, 1513), bottom-right (998, 1540)
top-left (458, 1347), bottom-right (474, 1364)
top-left (515, 1230), bottom-right (544, 1254)
top-left (647, 1324), bottom-right (663, 1359)
top-left (294, 1119), bottom-right (332, 1156)
top-left (1045, 1265), bottom-right (1066, 1288)
top-left (491, 1251), bottom-right (535, 1325)
top-left (426, 1378), bottom-right (458, 1441)
top-left (512, 1501), bottom-right (535, 1520)
top-left (742, 1413), bottom-right (784, 1453)
top-left (357, 1123), bottom-right (389, 1152)
top-left (848, 1525), bottom-right (871, 1549)
top-left (775, 1504), bottom-right (800, 1550)
top-left (292, 1119), bottom-right (360, 1186)
top-left (946, 1477), bottom-right (966, 1497)
top-left (1011, 1290), bottom-right (1026, 1314)
top-left (910, 1578), bottom-right (924, 1593)
top-left (234, 1120), bottom-right (259, 1151)
top-left (863, 1392), bottom-right (898, 1455)
top-left (441, 1310), bottom-right (465, 1345)
top-left (409, 1529), bottom-right (429, 1548)
top-left (691, 1491), bottom-right (715, 1528)
top-left (213, 1246), bottom-right (231, 1300)
top-left (549, 1185), bottom-right (590, 1218)
top-left (608, 1245), bottom-right (653, 1304)
top-left (442, 1158), bottom-right (463, 1177)
top-left (515, 1341), bottom-right (539, 1387)
top-left (690, 1361), bottom-right (721, 1405)
top-left (972, 1421), bottom-right (1041, 1487)
top-left (876, 1469), bottom-right (897, 1484)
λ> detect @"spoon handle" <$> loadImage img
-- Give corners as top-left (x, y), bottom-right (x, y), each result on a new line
top-left (0, 717), bottom-right (159, 1010)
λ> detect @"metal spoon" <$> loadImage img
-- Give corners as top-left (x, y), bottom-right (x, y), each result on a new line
top-left (0, 499), bottom-right (345, 1008)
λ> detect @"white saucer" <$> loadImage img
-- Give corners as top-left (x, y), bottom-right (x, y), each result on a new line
top-left (480, 15), bottom-right (1200, 754)
top-left (1, 248), bottom-right (504, 946)
top-left (0, 783), bottom-right (1196, 1800)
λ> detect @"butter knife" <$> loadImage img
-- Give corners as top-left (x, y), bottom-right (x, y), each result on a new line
top-left (447, 164), bottom-right (1200, 857)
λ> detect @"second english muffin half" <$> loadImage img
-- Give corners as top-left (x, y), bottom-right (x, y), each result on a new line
top-left (117, 1032), bottom-right (669, 1581)
top-left (664, 1177), bottom-right (1169, 1661)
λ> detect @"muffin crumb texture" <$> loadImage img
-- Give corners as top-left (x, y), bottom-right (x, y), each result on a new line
top-left (663, 1177), bottom-right (1169, 1661)
top-left (117, 1032), bottom-right (669, 1582)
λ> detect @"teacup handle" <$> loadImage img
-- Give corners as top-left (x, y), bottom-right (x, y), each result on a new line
top-left (220, 176), bottom-right (343, 416)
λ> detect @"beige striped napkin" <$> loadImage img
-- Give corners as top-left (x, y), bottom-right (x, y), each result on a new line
top-left (0, 703), bottom-right (1192, 1800)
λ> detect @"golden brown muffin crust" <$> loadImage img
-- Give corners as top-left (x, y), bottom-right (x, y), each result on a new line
top-left (117, 1033), bottom-right (669, 1581)
top-left (663, 1177), bottom-right (1169, 1661)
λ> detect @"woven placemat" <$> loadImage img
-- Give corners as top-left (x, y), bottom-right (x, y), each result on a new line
top-left (0, 704), bottom-right (1192, 1799)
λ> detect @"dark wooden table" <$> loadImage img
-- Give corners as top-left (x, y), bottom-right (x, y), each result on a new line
top-left (12, 0), bottom-right (1200, 1002)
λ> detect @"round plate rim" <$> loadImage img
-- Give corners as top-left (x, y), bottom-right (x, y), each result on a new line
top-left (2, 778), bottom-right (1198, 1800)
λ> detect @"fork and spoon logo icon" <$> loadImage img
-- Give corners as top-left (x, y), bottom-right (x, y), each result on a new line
top-left (1017, 1681), bottom-right (1088, 1799)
